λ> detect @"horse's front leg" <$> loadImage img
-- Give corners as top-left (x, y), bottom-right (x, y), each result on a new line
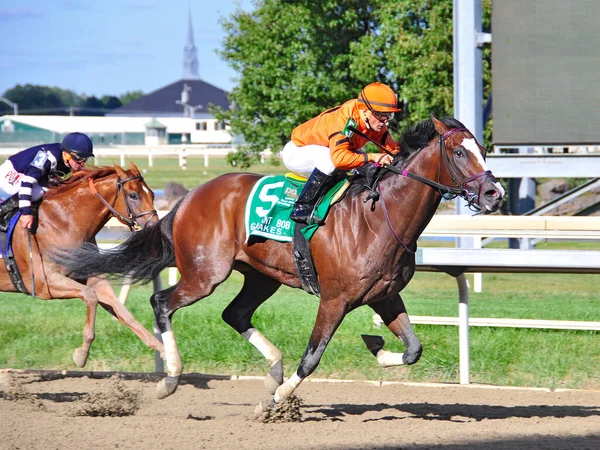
top-left (261, 297), bottom-right (346, 410)
top-left (365, 294), bottom-right (423, 367)
top-left (87, 276), bottom-right (165, 358)
top-left (221, 270), bottom-right (283, 394)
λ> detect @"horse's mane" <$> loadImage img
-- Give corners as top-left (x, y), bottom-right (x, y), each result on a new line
top-left (44, 166), bottom-right (120, 199)
top-left (348, 116), bottom-right (466, 194)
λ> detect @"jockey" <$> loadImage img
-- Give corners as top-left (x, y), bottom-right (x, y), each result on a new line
top-left (281, 82), bottom-right (402, 225)
top-left (0, 132), bottom-right (94, 230)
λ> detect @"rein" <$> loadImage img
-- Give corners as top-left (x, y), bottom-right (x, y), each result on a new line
top-left (88, 175), bottom-right (157, 231)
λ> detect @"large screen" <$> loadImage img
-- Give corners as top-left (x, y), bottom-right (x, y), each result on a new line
top-left (492, 0), bottom-right (600, 146)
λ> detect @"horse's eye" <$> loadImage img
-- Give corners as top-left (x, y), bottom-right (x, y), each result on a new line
top-left (454, 149), bottom-right (465, 158)
top-left (128, 192), bottom-right (139, 200)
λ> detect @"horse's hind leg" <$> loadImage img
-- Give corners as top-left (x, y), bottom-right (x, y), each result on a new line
top-left (366, 294), bottom-right (423, 367)
top-left (221, 269), bottom-right (282, 394)
top-left (152, 270), bottom-right (231, 399)
top-left (42, 273), bottom-right (100, 368)
top-left (87, 276), bottom-right (165, 358)
top-left (151, 284), bottom-right (181, 398)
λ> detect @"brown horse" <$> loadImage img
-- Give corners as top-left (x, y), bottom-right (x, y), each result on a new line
top-left (56, 117), bottom-right (504, 407)
top-left (2, 163), bottom-right (163, 367)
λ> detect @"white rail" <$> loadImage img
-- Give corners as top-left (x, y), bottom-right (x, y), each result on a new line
top-left (100, 215), bottom-right (600, 383)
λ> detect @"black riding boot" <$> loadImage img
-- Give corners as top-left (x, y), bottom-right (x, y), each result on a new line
top-left (0, 196), bottom-right (19, 232)
top-left (291, 168), bottom-right (335, 225)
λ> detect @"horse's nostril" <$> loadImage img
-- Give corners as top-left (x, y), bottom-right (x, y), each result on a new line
top-left (485, 189), bottom-right (498, 198)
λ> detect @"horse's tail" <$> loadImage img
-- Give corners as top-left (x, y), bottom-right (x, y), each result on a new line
top-left (53, 199), bottom-right (182, 284)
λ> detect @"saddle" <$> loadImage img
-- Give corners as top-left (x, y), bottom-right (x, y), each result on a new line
top-left (0, 196), bottom-right (38, 295)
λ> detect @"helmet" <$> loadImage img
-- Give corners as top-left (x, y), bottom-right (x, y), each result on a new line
top-left (357, 82), bottom-right (401, 113)
top-left (61, 132), bottom-right (94, 158)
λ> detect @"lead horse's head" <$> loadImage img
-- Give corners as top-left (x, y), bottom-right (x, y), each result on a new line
top-left (431, 116), bottom-right (505, 214)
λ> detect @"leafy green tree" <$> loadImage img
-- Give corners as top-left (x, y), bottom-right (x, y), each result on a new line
top-left (81, 96), bottom-right (105, 115)
top-left (217, 0), bottom-right (493, 167)
top-left (1, 84), bottom-right (80, 114)
top-left (217, 0), bottom-right (384, 167)
top-left (119, 90), bottom-right (144, 105)
top-left (101, 95), bottom-right (122, 110)
top-left (351, 1), bottom-right (454, 124)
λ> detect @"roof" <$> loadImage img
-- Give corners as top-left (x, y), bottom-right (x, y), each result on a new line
top-left (108, 79), bottom-right (230, 116)
top-left (144, 118), bottom-right (167, 129)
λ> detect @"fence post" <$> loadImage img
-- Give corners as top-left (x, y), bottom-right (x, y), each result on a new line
top-left (204, 150), bottom-right (209, 168)
top-left (148, 149), bottom-right (153, 168)
top-left (179, 147), bottom-right (187, 170)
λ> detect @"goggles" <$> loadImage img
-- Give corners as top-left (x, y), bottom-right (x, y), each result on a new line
top-left (371, 110), bottom-right (394, 123)
top-left (69, 152), bottom-right (91, 163)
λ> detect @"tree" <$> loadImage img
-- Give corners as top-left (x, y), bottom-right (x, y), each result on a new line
top-left (101, 95), bottom-right (122, 110)
top-left (119, 90), bottom-right (144, 105)
top-left (217, 0), bottom-right (384, 167)
top-left (217, 0), bottom-right (493, 167)
top-left (352, 1), bottom-right (455, 124)
top-left (1, 84), bottom-right (80, 114)
top-left (81, 96), bottom-right (105, 116)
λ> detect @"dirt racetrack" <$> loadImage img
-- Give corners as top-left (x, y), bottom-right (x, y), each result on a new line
top-left (1, 369), bottom-right (599, 450)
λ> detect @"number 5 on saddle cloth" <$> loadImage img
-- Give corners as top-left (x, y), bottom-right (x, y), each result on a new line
top-left (245, 173), bottom-right (348, 243)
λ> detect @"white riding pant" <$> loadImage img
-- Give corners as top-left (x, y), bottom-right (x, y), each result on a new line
top-left (0, 160), bottom-right (46, 203)
top-left (281, 141), bottom-right (336, 177)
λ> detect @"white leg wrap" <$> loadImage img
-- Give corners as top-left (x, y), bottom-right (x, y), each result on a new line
top-left (274, 372), bottom-right (301, 402)
top-left (376, 350), bottom-right (405, 368)
top-left (248, 330), bottom-right (282, 367)
top-left (161, 331), bottom-right (183, 377)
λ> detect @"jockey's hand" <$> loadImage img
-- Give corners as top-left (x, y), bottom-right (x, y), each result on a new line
top-left (369, 153), bottom-right (393, 166)
top-left (21, 215), bottom-right (34, 229)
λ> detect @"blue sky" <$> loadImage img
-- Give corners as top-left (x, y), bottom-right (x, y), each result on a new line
top-left (0, 0), bottom-right (252, 98)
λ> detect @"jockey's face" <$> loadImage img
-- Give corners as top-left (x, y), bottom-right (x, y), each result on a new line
top-left (366, 110), bottom-right (388, 132)
top-left (63, 151), bottom-right (88, 172)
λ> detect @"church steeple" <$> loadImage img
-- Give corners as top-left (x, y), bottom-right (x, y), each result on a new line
top-left (183, 8), bottom-right (199, 79)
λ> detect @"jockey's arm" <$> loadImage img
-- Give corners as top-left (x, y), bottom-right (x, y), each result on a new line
top-left (19, 150), bottom-right (50, 217)
top-left (329, 134), bottom-right (372, 171)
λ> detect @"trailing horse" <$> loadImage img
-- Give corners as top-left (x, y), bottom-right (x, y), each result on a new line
top-left (3, 163), bottom-right (164, 367)
top-left (55, 117), bottom-right (504, 408)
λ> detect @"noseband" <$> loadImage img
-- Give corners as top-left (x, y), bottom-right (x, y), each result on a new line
top-left (88, 175), bottom-right (157, 231)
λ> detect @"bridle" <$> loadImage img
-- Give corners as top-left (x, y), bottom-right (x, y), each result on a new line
top-left (359, 126), bottom-right (495, 253)
top-left (383, 128), bottom-right (494, 211)
top-left (88, 174), bottom-right (157, 231)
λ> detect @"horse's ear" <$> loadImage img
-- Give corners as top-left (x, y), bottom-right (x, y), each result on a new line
top-left (114, 164), bottom-right (127, 178)
top-left (431, 116), bottom-right (448, 136)
top-left (129, 161), bottom-right (141, 176)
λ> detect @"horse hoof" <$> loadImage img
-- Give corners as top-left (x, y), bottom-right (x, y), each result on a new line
top-left (254, 398), bottom-right (275, 416)
top-left (72, 348), bottom-right (89, 368)
top-left (156, 376), bottom-right (179, 399)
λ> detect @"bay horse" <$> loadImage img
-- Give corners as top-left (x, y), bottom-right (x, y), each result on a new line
top-left (2, 163), bottom-right (163, 368)
top-left (55, 117), bottom-right (504, 408)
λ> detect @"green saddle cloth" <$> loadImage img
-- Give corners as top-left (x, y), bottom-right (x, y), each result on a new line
top-left (245, 174), bottom-right (347, 242)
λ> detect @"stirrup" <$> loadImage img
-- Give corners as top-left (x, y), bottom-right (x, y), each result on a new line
top-left (291, 210), bottom-right (324, 226)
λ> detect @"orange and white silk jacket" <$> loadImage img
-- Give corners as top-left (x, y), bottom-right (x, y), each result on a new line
top-left (291, 99), bottom-right (400, 171)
